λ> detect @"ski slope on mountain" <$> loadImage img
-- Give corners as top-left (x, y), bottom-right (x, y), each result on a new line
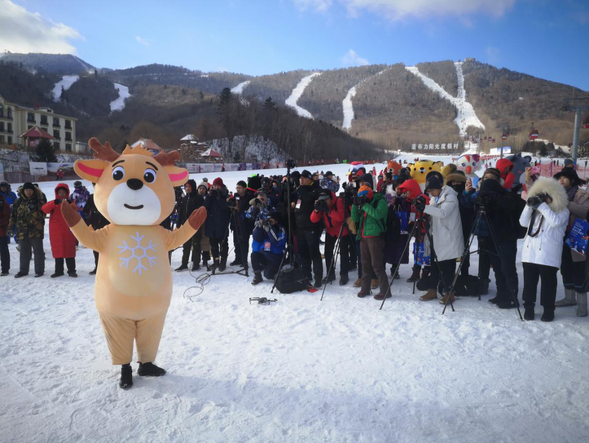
top-left (231, 81), bottom-right (251, 95)
top-left (285, 72), bottom-right (322, 119)
top-left (110, 83), bottom-right (131, 112)
top-left (406, 63), bottom-right (485, 137)
top-left (51, 75), bottom-right (79, 102)
top-left (342, 68), bottom-right (391, 130)
top-left (2, 161), bottom-right (589, 443)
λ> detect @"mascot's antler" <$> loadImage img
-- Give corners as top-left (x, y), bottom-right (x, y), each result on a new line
top-left (153, 150), bottom-right (180, 167)
top-left (89, 137), bottom-right (120, 162)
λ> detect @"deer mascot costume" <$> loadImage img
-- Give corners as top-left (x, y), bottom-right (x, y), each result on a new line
top-left (61, 138), bottom-right (207, 389)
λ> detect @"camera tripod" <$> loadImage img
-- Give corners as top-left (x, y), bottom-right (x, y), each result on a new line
top-left (270, 161), bottom-right (305, 293)
top-left (441, 204), bottom-right (523, 320)
top-left (379, 208), bottom-right (453, 311)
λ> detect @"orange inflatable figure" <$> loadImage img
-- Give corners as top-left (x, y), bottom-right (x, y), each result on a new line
top-left (61, 138), bottom-right (207, 389)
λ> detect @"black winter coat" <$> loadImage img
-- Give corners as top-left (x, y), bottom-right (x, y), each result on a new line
top-left (230, 189), bottom-right (255, 236)
top-left (477, 179), bottom-right (519, 242)
top-left (293, 185), bottom-right (320, 232)
top-left (178, 180), bottom-right (204, 226)
top-left (83, 194), bottom-right (110, 230)
top-left (204, 187), bottom-right (230, 239)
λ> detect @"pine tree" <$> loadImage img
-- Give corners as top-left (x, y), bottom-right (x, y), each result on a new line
top-left (264, 96), bottom-right (276, 109)
top-left (33, 139), bottom-right (58, 163)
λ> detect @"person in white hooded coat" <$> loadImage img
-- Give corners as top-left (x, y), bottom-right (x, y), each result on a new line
top-left (519, 177), bottom-right (570, 322)
top-left (417, 175), bottom-right (464, 304)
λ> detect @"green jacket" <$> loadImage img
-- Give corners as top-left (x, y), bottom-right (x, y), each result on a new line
top-left (8, 187), bottom-right (46, 240)
top-left (351, 192), bottom-right (387, 240)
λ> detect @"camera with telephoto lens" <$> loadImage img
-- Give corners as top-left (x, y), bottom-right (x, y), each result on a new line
top-left (414, 195), bottom-right (427, 212)
top-left (227, 198), bottom-right (237, 209)
top-left (474, 194), bottom-right (494, 208)
top-left (527, 193), bottom-right (549, 208)
top-left (353, 195), bottom-right (368, 206)
top-left (314, 198), bottom-right (328, 212)
top-left (286, 159), bottom-right (296, 169)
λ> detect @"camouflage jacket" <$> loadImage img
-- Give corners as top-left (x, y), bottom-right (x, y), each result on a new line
top-left (8, 187), bottom-right (47, 240)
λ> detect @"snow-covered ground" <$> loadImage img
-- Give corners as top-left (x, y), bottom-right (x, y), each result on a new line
top-left (2, 162), bottom-right (589, 442)
top-left (285, 72), bottom-right (322, 119)
top-left (51, 75), bottom-right (79, 102)
top-left (406, 63), bottom-right (485, 137)
top-left (342, 68), bottom-right (391, 130)
top-left (110, 83), bottom-right (131, 113)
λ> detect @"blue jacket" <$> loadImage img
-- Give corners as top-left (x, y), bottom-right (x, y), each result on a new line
top-left (0, 183), bottom-right (17, 206)
top-left (252, 224), bottom-right (286, 256)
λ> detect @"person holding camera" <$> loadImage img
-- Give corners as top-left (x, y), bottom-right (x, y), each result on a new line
top-left (414, 175), bottom-right (463, 303)
top-left (292, 170), bottom-right (323, 288)
top-left (175, 179), bottom-right (205, 272)
top-left (228, 180), bottom-right (255, 269)
top-left (250, 214), bottom-right (287, 285)
top-left (310, 188), bottom-right (351, 285)
top-left (42, 183), bottom-right (79, 278)
top-left (519, 177), bottom-right (570, 321)
top-left (0, 194), bottom-right (10, 276)
top-left (9, 183), bottom-right (46, 278)
top-left (472, 172), bottom-right (521, 308)
top-left (351, 185), bottom-right (390, 300)
top-left (204, 177), bottom-right (231, 271)
top-left (553, 168), bottom-right (589, 316)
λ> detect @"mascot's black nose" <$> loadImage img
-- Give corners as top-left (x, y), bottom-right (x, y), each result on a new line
top-left (127, 178), bottom-right (143, 190)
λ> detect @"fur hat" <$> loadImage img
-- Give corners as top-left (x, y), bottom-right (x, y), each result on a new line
top-left (527, 177), bottom-right (568, 213)
top-left (445, 170), bottom-right (467, 185)
top-left (357, 185), bottom-right (373, 200)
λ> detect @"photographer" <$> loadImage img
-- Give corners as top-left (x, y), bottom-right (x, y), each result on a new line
top-left (474, 171), bottom-right (520, 309)
top-left (175, 179), bottom-right (205, 272)
top-left (204, 178), bottom-right (231, 271)
top-left (553, 168), bottom-right (589, 316)
top-left (228, 181), bottom-right (255, 268)
top-left (351, 185), bottom-right (389, 300)
top-left (310, 189), bottom-right (351, 285)
top-left (42, 184), bottom-right (78, 278)
top-left (292, 170), bottom-right (323, 288)
top-left (250, 214), bottom-right (286, 285)
top-left (9, 183), bottom-right (46, 278)
top-left (519, 177), bottom-right (570, 321)
top-left (416, 175), bottom-right (463, 304)
top-left (0, 194), bottom-right (10, 276)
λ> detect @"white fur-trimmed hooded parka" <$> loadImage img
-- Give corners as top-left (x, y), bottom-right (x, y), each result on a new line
top-left (519, 177), bottom-right (570, 268)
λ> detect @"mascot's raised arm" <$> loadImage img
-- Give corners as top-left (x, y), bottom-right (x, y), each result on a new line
top-left (61, 137), bottom-right (207, 389)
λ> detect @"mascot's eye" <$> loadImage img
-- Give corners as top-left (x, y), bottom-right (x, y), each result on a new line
top-left (144, 168), bottom-right (157, 183)
top-left (429, 167), bottom-right (432, 170)
top-left (112, 166), bottom-right (125, 181)
top-left (462, 163), bottom-right (466, 167)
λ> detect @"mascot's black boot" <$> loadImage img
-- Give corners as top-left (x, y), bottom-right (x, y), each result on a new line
top-left (119, 364), bottom-right (133, 389)
top-left (138, 362), bottom-right (167, 377)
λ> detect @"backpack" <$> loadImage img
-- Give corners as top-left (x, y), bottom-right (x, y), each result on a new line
top-left (275, 264), bottom-right (307, 294)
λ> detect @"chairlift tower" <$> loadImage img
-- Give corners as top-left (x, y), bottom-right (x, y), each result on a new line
top-left (564, 97), bottom-right (589, 163)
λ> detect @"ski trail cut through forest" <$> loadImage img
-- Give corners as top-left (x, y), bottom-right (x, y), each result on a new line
top-left (342, 68), bottom-right (392, 130)
top-left (231, 81), bottom-right (251, 95)
top-left (405, 63), bottom-right (485, 137)
top-left (285, 72), bottom-right (322, 119)
top-left (52, 75), bottom-right (79, 102)
top-left (110, 83), bottom-right (131, 112)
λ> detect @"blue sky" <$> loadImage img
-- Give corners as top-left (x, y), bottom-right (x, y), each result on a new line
top-left (1, 0), bottom-right (588, 90)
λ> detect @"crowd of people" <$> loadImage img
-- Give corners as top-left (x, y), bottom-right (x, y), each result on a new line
top-left (1, 159), bottom-right (589, 322)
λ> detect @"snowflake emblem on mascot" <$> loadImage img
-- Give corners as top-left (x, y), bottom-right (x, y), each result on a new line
top-left (119, 232), bottom-right (156, 275)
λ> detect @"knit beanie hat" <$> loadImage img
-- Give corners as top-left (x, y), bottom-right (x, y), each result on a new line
top-left (357, 185), bottom-right (374, 200)
top-left (23, 182), bottom-right (35, 191)
top-left (425, 175), bottom-right (443, 191)
top-left (483, 168), bottom-right (501, 181)
top-left (213, 177), bottom-right (224, 187)
top-left (198, 182), bottom-right (207, 190)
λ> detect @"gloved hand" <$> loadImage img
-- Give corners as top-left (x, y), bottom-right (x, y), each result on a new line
top-left (414, 196), bottom-right (427, 213)
top-left (526, 196), bottom-right (543, 210)
top-left (54, 199), bottom-right (62, 205)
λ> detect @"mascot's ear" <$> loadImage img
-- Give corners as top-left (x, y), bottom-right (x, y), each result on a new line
top-left (74, 159), bottom-right (109, 182)
top-left (164, 165), bottom-right (189, 187)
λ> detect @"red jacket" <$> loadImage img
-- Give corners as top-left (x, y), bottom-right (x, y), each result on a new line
top-left (42, 183), bottom-right (77, 258)
top-left (0, 199), bottom-right (10, 237)
top-left (310, 192), bottom-right (348, 237)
